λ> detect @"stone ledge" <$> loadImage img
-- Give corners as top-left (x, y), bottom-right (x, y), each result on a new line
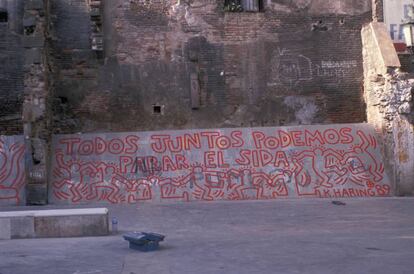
top-left (0, 208), bottom-right (109, 239)
top-left (0, 208), bottom-right (108, 218)
top-left (362, 22), bottom-right (401, 75)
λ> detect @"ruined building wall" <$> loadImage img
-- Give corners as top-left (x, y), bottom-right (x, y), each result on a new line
top-left (0, 0), bottom-right (50, 205)
top-left (50, 0), bottom-right (373, 134)
top-left (0, 0), bottom-right (24, 135)
top-left (362, 22), bottom-right (414, 195)
top-left (368, 73), bottom-right (414, 195)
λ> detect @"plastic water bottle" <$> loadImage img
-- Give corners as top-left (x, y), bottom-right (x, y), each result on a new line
top-left (112, 217), bottom-right (118, 234)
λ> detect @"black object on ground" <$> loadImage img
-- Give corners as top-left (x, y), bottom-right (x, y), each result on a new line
top-left (123, 232), bottom-right (165, 252)
top-left (331, 200), bottom-right (346, 206)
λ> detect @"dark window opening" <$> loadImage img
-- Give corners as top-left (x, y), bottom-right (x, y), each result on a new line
top-left (24, 25), bottom-right (35, 35)
top-left (224, 0), bottom-right (263, 12)
top-left (152, 105), bottom-right (162, 114)
top-left (58, 96), bottom-right (68, 104)
top-left (0, 9), bottom-right (8, 23)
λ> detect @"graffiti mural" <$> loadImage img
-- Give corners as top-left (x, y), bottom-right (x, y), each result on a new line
top-left (268, 48), bottom-right (358, 87)
top-left (50, 124), bottom-right (392, 204)
top-left (0, 135), bottom-right (25, 205)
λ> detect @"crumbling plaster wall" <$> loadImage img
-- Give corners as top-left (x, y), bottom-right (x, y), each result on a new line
top-left (362, 22), bottom-right (414, 195)
top-left (49, 0), bottom-right (372, 133)
top-left (366, 73), bottom-right (414, 195)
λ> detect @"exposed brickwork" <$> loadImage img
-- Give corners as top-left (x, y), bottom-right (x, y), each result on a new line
top-left (48, 0), bottom-right (372, 133)
top-left (0, 0), bottom-right (24, 135)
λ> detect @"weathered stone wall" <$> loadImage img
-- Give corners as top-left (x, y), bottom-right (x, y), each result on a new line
top-left (49, 124), bottom-right (392, 204)
top-left (21, 0), bottom-right (51, 205)
top-left (365, 73), bottom-right (414, 195)
top-left (362, 22), bottom-right (414, 195)
top-left (49, 0), bottom-right (372, 134)
top-left (0, 0), bottom-right (51, 205)
top-left (1, 0), bottom-right (412, 202)
top-left (0, 0), bottom-right (24, 135)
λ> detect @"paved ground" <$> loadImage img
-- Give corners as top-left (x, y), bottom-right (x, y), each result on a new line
top-left (1, 198), bottom-right (414, 274)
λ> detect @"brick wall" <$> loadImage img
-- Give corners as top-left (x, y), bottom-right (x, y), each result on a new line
top-left (48, 0), bottom-right (372, 133)
top-left (0, 0), bottom-right (24, 135)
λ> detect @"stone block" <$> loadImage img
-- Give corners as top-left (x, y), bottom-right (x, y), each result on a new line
top-left (0, 218), bottom-right (11, 240)
top-left (362, 22), bottom-right (401, 75)
top-left (0, 208), bottom-right (109, 239)
top-left (10, 216), bottom-right (35, 239)
top-left (34, 214), bottom-right (109, 238)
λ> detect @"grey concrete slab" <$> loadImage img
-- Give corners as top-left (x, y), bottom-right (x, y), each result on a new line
top-left (0, 208), bottom-right (109, 217)
top-left (10, 216), bottom-right (35, 239)
top-left (0, 218), bottom-right (11, 240)
top-left (34, 214), bottom-right (109, 238)
top-left (0, 208), bottom-right (109, 238)
top-left (1, 198), bottom-right (414, 274)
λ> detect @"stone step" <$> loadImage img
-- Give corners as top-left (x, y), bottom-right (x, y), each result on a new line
top-left (0, 208), bottom-right (109, 240)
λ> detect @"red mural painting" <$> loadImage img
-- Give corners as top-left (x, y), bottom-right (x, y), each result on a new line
top-left (0, 137), bottom-right (25, 205)
top-left (51, 126), bottom-right (392, 204)
top-left (52, 157), bottom-right (290, 204)
top-left (292, 130), bottom-right (388, 197)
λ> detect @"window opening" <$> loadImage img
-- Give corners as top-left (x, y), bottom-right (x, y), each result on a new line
top-left (224, 0), bottom-right (263, 12)
top-left (0, 9), bottom-right (8, 23)
top-left (152, 104), bottom-right (163, 115)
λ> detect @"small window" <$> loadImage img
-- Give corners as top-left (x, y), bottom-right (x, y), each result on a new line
top-left (153, 105), bottom-right (161, 114)
top-left (152, 104), bottom-right (164, 115)
top-left (224, 0), bottom-right (263, 12)
top-left (0, 9), bottom-right (8, 23)
top-left (242, 0), bottom-right (262, 12)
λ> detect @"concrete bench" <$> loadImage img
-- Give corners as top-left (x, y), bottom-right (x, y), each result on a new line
top-left (0, 208), bottom-right (109, 240)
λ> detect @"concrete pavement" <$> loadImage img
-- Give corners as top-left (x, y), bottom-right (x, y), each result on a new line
top-left (1, 198), bottom-right (414, 274)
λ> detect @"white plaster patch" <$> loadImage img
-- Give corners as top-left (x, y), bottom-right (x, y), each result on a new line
top-left (284, 96), bottom-right (318, 125)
